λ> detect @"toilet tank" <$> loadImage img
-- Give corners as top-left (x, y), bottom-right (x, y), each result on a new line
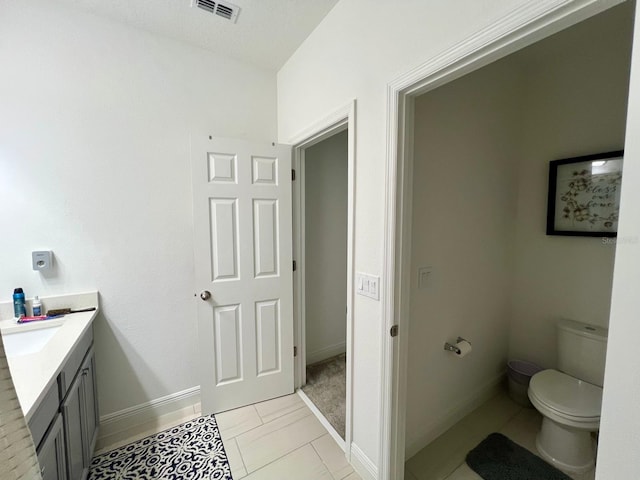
top-left (557, 319), bottom-right (608, 387)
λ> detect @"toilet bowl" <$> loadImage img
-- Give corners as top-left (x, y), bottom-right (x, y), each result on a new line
top-left (528, 369), bottom-right (602, 473)
top-left (527, 319), bottom-right (607, 474)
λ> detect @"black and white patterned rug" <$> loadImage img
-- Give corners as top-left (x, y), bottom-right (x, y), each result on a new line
top-left (89, 414), bottom-right (232, 480)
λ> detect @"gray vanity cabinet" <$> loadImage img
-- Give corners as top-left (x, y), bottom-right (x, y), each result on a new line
top-left (28, 326), bottom-right (99, 480)
top-left (62, 347), bottom-right (98, 480)
top-left (36, 413), bottom-right (67, 480)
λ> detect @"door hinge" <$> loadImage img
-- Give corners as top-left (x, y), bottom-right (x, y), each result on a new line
top-left (293, 260), bottom-right (297, 271)
top-left (390, 325), bottom-right (399, 337)
top-left (292, 169), bottom-right (296, 181)
top-left (294, 346), bottom-right (298, 357)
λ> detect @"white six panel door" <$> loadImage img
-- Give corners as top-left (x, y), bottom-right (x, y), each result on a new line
top-left (192, 136), bottom-right (294, 414)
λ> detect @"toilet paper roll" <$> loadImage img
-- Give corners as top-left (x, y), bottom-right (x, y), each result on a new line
top-left (454, 340), bottom-right (472, 358)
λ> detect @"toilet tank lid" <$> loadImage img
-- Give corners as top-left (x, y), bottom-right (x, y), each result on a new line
top-left (558, 319), bottom-right (608, 341)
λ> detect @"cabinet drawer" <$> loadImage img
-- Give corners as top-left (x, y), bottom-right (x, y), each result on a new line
top-left (58, 327), bottom-right (93, 399)
top-left (29, 382), bottom-right (60, 450)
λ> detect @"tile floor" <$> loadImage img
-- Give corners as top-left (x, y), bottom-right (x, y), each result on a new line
top-left (217, 393), bottom-right (359, 479)
top-left (96, 389), bottom-right (599, 480)
top-left (96, 393), bottom-right (360, 480)
top-left (404, 391), bottom-right (596, 480)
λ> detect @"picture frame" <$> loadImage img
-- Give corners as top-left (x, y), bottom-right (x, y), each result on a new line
top-left (546, 150), bottom-right (624, 237)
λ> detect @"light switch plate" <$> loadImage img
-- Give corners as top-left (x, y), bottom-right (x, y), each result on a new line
top-left (356, 272), bottom-right (380, 300)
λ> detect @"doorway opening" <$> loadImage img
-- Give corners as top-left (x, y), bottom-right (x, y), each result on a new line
top-left (379, 1), bottom-right (634, 479)
top-left (292, 102), bottom-right (356, 453)
top-left (300, 129), bottom-right (348, 441)
top-left (403, 4), bottom-right (631, 478)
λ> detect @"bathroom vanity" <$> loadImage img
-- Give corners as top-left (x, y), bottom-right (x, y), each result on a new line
top-left (0, 292), bottom-right (100, 480)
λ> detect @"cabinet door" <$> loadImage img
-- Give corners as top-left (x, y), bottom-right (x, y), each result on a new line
top-left (81, 349), bottom-right (99, 464)
top-left (37, 413), bottom-right (67, 480)
top-left (62, 371), bottom-right (85, 480)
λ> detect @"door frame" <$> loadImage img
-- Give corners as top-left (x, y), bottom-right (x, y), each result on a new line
top-left (289, 100), bottom-right (356, 455)
top-left (379, 1), bottom-right (628, 479)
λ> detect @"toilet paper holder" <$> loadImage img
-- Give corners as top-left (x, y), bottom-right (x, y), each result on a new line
top-left (444, 337), bottom-right (470, 354)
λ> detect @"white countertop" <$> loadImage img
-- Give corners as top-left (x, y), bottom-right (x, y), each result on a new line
top-left (0, 291), bottom-right (99, 421)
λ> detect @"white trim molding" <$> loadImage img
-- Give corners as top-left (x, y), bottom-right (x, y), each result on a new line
top-left (404, 373), bottom-right (505, 459)
top-left (97, 386), bottom-right (200, 450)
top-left (297, 389), bottom-right (346, 451)
top-left (351, 442), bottom-right (378, 480)
top-left (306, 342), bottom-right (347, 366)
top-left (287, 101), bottom-right (356, 147)
top-left (290, 99), bottom-right (357, 461)
top-left (380, 1), bottom-right (626, 479)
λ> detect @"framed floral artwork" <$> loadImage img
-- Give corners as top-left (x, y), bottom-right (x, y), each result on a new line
top-left (546, 150), bottom-right (624, 237)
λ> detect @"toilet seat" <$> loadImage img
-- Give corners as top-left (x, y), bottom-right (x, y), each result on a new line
top-left (529, 369), bottom-right (602, 429)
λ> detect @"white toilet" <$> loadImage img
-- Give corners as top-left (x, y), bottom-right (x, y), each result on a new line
top-left (528, 319), bottom-right (607, 474)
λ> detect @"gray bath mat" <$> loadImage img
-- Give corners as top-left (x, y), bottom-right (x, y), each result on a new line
top-left (466, 433), bottom-right (571, 480)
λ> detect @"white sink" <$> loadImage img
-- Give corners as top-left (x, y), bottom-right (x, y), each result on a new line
top-left (2, 325), bottom-right (62, 357)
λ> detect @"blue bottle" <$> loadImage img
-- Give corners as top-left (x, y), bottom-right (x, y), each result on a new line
top-left (13, 288), bottom-right (26, 318)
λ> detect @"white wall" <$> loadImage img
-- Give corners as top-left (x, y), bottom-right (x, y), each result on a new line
top-left (406, 60), bottom-right (521, 456)
top-left (0, 0), bottom-right (277, 417)
top-left (305, 131), bottom-right (349, 365)
top-left (509, 3), bottom-right (632, 368)
top-left (598, 1), bottom-right (640, 478)
top-left (278, 0), bottom-right (532, 464)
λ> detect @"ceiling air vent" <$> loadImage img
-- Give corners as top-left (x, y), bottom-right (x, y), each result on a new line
top-left (192, 0), bottom-right (241, 23)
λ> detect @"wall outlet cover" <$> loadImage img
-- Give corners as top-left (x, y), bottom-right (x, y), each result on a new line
top-left (32, 251), bottom-right (53, 271)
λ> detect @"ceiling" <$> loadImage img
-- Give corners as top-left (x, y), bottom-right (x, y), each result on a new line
top-left (54, 0), bottom-right (339, 70)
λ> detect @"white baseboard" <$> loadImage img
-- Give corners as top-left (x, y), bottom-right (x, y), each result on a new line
top-left (351, 443), bottom-right (378, 480)
top-left (97, 386), bottom-right (201, 451)
top-left (306, 341), bottom-right (346, 365)
top-left (405, 373), bottom-right (506, 459)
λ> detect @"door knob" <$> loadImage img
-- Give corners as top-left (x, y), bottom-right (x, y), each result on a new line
top-left (200, 290), bottom-right (212, 301)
